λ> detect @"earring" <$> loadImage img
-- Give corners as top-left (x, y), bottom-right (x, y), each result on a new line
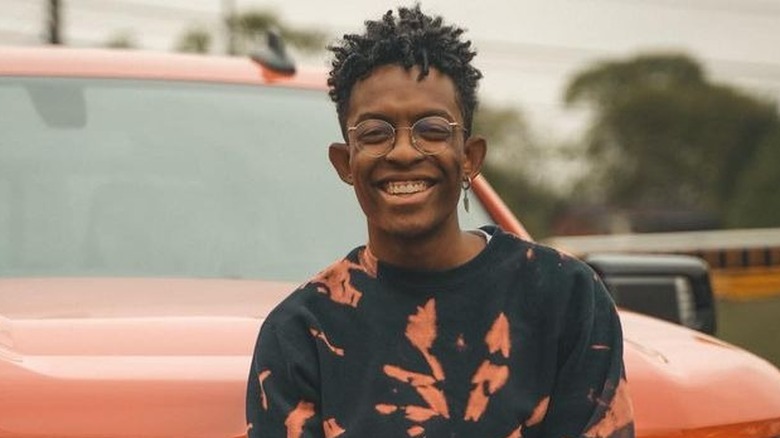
top-left (461, 176), bottom-right (472, 213)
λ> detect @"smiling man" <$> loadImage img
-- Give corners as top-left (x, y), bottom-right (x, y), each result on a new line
top-left (246, 5), bottom-right (634, 437)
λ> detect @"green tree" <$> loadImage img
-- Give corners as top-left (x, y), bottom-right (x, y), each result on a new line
top-left (176, 26), bottom-right (212, 54)
top-left (728, 128), bottom-right (780, 227)
top-left (104, 30), bottom-right (138, 49)
top-left (564, 52), bottom-right (780, 229)
top-left (474, 104), bottom-right (562, 238)
top-left (225, 10), bottom-right (326, 55)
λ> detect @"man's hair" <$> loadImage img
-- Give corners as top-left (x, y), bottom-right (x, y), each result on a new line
top-left (327, 4), bottom-right (482, 135)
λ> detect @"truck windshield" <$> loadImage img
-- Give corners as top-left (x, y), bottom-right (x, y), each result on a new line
top-left (0, 77), bottom-right (491, 281)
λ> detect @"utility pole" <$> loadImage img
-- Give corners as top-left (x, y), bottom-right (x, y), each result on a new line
top-left (46, 0), bottom-right (62, 44)
top-left (222, 0), bottom-right (236, 55)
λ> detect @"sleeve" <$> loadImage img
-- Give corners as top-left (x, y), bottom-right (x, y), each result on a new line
top-left (246, 315), bottom-right (324, 438)
top-left (528, 264), bottom-right (635, 438)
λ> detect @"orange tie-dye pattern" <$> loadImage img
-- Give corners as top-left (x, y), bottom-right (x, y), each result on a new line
top-left (505, 425), bottom-right (523, 438)
top-left (407, 425), bottom-right (425, 437)
top-left (464, 361), bottom-right (509, 421)
top-left (310, 259), bottom-right (370, 308)
top-left (323, 418), bottom-right (345, 438)
top-left (406, 299), bottom-right (445, 381)
top-left (284, 401), bottom-right (316, 438)
top-left (377, 305), bottom-right (518, 432)
top-left (465, 312), bottom-right (511, 422)
top-left (375, 299), bottom-right (450, 435)
top-left (358, 246), bottom-right (379, 277)
top-left (525, 396), bottom-right (550, 426)
top-left (584, 378), bottom-right (634, 438)
top-left (310, 328), bottom-right (345, 357)
top-left (258, 370), bottom-right (271, 410)
top-left (382, 365), bottom-right (450, 419)
top-left (485, 313), bottom-right (511, 358)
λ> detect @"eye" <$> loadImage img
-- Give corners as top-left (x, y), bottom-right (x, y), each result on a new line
top-left (414, 117), bottom-right (452, 142)
top-left (355, 121), bottom-right (393, 145)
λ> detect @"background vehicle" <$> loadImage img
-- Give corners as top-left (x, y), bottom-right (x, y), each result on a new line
top-left (1, 45), bottom-right (780, 438)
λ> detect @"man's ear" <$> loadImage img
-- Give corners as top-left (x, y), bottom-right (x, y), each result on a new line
top-left (328, 142), bottom-right (353, 185)
top-left (462, 136), bottom-right (487, 179)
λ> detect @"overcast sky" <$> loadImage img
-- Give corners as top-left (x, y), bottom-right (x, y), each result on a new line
top-left (3, 0), bottom-right (779, 138)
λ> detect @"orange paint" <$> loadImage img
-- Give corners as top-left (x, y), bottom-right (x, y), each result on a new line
top-left (258, 369), bottom-right (271, 410)
top-left (323, 418), bottom-right (345, 438)
top-left (525, 396), bottom-right (549, 427)
top-left (584, 378), bottom-right (634, 438)
top-left (406, 299), bottom-right (445, 381)
top-left (311, 259), bottom-right (368, 307)
top-left (485, 313), bottom-right (511, 358)
top-left (464, 361), bottom-right (510, 421)
top-left (309, 328), bottom-right (345, 356)
top-left (284, 400), bottom-right (316, 438)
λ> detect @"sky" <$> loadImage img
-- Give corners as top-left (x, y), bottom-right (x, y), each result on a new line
top-left (2, 0), bottom-right (780, 140)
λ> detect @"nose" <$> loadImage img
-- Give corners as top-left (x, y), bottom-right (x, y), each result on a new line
top-left (385, 126), bottom-right (423, 163)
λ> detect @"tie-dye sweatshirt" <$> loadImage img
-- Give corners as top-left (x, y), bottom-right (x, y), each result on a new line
top-left (246, 226), bottom-right (634, 438)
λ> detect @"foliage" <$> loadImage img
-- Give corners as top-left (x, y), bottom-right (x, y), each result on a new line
top-left (173, 9), bottom-right (327, 56)
top-left (564, 52), bottom-right (780, 229)
top-left (225, 10), bottom-right (326, 55)
top-left (474, 104), bottom-right (562, 238)
top-left (104, 31), bottom-right (138, 49)
top-left (727, 127), bottom-right (780, 227)
top-left (176, 26), bottom-right (212, 54)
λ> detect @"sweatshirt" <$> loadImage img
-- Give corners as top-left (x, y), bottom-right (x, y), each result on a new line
top-left (247, 226), bottom-right (634, 438)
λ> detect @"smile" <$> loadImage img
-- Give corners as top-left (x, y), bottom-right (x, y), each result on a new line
top-left (382, 180), bottom-right (432, 195)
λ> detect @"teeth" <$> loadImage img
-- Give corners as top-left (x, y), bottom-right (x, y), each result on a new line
top-left (384, 180), bottom-right (429, 195)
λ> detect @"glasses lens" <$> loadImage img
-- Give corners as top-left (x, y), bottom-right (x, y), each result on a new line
top-left (413, 117), bottom-right (454, 154)
top-left (352, 120), bottom-right (394, 155)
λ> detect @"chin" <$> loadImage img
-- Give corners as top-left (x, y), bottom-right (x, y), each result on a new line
top-left (376, 215), bottom-right (451, 241)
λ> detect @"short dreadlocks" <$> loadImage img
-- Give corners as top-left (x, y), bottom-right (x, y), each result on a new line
top-left (327, 4), bottom-right (483, 136)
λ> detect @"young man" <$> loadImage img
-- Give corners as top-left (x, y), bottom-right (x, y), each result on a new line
top-left (247, 5), bottom-right (634, 437)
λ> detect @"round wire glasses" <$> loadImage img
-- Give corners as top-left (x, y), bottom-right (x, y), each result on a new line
top-left (347, 116), bottom-right (467, 157)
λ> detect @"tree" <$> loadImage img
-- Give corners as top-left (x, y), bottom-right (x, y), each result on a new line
top-left (174, 9), bottom-right (327, 56)
top-left (104, 31), bottom-right (138, 49)
top-left (176, 26), bottom-right (212, 54)
top-left (564, 52), bottom-right (780, 229)
top-left (224, 10), bottom-right (326, 55)
top-left (474, 104), bottom-right (562, 237)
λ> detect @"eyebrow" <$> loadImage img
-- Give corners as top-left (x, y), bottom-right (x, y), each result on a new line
top-left (350, 110), bottom-right (455, 126)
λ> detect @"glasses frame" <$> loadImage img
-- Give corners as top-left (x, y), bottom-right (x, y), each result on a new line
top-left (346, 116), bottom-right (468, 157)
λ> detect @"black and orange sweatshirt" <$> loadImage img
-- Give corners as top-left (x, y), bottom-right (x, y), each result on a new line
top-left (246, 226), bottom-right (634, 438)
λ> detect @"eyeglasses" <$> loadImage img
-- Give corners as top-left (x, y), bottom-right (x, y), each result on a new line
top-left (347, 116), bottom-right (467, 157)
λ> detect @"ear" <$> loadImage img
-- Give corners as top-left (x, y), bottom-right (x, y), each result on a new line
top-left (461, 136), bottom-right (487, 179)
top-left (328, 142), bottom-right (353, 185)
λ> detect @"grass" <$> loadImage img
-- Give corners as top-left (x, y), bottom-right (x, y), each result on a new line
top-left (715, 295), bottom-right (780, 368)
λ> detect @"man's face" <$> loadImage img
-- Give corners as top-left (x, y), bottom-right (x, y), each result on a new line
top-left (329, 64), bottom-right (484, 243)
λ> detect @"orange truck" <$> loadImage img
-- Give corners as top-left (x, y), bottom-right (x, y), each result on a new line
top-left (1, 44), bottom-right (779, 438)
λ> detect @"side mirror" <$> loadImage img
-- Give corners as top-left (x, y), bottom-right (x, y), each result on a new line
top-left (586, 253), bottom-right (717, 335)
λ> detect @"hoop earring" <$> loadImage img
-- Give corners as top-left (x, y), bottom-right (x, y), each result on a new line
top-left (461, 176), bottom-right (472, 213)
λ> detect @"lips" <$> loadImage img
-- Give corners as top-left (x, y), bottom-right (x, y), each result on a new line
top-left (382, 180), bottom-right (432, 195)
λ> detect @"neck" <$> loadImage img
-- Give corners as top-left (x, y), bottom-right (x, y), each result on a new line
top-left (367, 222), bottom-right (486, 271)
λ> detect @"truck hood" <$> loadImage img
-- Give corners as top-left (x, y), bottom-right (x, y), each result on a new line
top-left (0, 278), bottom-right (294, 438)
top-left (621, 310), bottom-right (780, 435)
top-left (2, 279), bottom-right (780, 437)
